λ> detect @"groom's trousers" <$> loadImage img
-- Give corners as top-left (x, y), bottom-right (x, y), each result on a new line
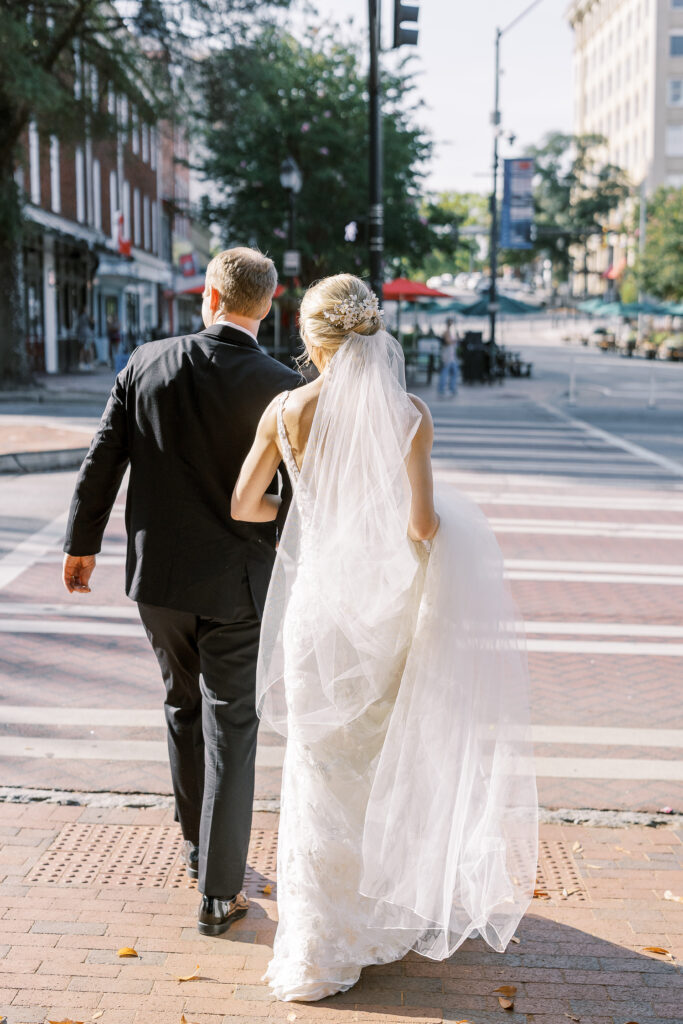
top-left (138, 581), bottom-right (261, 900)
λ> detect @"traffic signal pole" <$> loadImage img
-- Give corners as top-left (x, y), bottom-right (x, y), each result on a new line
top-left (488, 28), bottom-right (502, 348)
top-left (368, 0), bottom-right (383, 301)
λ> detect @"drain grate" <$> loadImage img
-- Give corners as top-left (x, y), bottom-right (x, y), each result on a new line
top-left (536, 839), bottom-right (588, 902)
top-left (26, 823), bottom-right (279, 894)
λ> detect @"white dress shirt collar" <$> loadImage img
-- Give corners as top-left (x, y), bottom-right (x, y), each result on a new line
top-left (213, 318), bottom-right (257, 343)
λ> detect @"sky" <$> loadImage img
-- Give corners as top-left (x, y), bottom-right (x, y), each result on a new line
top-left (304, 0), bottom-right (575, 195)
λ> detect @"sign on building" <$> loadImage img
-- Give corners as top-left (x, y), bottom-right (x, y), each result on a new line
top-left (500, 158), bottom-right (535, 250)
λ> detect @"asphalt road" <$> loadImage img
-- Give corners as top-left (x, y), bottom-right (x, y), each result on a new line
top-left (0, 340), bottom-right (682, 815)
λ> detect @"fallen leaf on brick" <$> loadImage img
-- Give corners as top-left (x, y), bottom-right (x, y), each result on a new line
top-left (493, 985), bottom-right (517, 997)
top-left (117, 947), bottom-right (139, 958)
top-left (586, 863), bottom-right (602, 869)
top-left (510, 935), bottom-right (520, 944)
top-left (664, 890), bottom-right (683, 904)
top-left (659, 806), bottom-right (674, 814)
top-left (533, 888), bottom-right (550, 899)
top-left (561, 888), bottom-right (580, 898)
top-left (498, 996), bottom-right (514, 1010)
top-left (48, 1019), bottom-right (84, 1024)
top-left (92, 1015), bottom-right (104, 1022)
top-left (287, 1015), bottom-right (297, 1022)
top-left (175, 964), bottom-right (201, 982)
top-left (643, 946), bottom-right (672, 957)
top-left (571, 841), bottom-right (583, 854)
top-left (180, 1016), bottom-right (200, 1024)
top-left (565, 1015), bottom-right (580, 1022)
top-left (262, 883), bottom-right (273, 895)
top-left (614, 845), bottom-right (630, 853)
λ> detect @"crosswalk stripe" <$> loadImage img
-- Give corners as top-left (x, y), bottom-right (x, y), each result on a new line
top-left (0, 734), bottom-right (679, 780)
top-left (3, 618), bottom-right (683, 651)
top-left (0, 707), bottom-right (680, 748)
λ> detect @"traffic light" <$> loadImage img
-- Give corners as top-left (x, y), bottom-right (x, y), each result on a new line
top-left (393, 1), bottom-right (419, 48)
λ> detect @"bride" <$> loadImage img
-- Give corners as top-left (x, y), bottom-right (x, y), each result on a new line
top-left (231, 274), bottom-right (538, 1002)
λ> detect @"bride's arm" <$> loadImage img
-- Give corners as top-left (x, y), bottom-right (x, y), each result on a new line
top-left (406, 395), bottom-right (440, 542)
top-left (231, 399), bottom-right (283, 523)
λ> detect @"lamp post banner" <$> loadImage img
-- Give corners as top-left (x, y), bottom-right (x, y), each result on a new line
top-left (500, 157), bottom-right (535, 250)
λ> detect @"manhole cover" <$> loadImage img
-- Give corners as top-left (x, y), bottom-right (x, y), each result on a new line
top-left (536, 839), bottom-right (588, 902)
top-left (26, 823), bottom-right (278, 894)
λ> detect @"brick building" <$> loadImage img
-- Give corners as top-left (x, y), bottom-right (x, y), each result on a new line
top-left (18, 81), bottom-right (211, 373)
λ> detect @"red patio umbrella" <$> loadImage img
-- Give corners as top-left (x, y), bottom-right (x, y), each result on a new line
top-left (382, 277), bottom-right (451, 301)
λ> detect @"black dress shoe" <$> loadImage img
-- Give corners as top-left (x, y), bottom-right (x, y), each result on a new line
top-left (197, 892), bottom-right (248, 935)
top-left (182, 840), bottom-right (199, 880)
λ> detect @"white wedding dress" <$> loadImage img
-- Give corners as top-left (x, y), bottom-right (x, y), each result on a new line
top-left (256, 331), bottom-right (538, 1002)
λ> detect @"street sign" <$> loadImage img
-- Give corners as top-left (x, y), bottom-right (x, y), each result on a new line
top-left (500, 158), bottom-right (535, 250)
top-left (283, 250), bottom-right (300, 276)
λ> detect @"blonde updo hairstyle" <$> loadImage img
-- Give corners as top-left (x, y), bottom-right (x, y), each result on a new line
top-left (299, 274), bottom-right (384, 368)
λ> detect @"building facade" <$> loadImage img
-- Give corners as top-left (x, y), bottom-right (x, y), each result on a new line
top-left (567, 0), bottom-right (683, 192)
top-left (17, 91), bottom-right (211, 373)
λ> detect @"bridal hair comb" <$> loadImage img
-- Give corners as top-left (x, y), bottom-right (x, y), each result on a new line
top-left (322, 292), bottom-right (383, 331)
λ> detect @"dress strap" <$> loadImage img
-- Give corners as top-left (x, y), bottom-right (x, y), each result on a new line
top-left (276, 391), bottom-right (300, 482)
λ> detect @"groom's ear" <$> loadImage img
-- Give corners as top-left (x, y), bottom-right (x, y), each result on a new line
top-left (262, 300), bottom-right (272, 320)
top-left (210, 287), bottom-right (222, 314)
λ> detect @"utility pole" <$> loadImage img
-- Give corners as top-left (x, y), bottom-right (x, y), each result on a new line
top-left (488, 28), bottom-right (502, 347)
top-left (487, 0), bottom-right (544, 347)
top-left (368, 0), bottom-right (383, 300)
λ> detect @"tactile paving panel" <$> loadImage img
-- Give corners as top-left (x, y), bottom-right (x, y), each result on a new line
top-left (26, 823), bottom-right (279, 894)
top-left (536, 838), bottom-right (588, 902)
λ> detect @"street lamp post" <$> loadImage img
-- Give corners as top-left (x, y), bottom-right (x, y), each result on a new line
top-left (279, 155), bottom-right (303, 355)
top-left (368, 0), bottom-right (383, 300)
top-left (488, 0), bottom-right (544, 347)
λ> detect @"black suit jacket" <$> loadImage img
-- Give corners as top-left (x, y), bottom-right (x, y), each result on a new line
top-left (64, 324), bottom-right (302, 620)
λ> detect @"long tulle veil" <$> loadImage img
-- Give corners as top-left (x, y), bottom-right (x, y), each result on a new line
top-left (257, 328), bottom-right (538, 959)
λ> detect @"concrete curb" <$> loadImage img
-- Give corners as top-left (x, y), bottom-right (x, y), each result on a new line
top-left (0, 447), bottom-right (88, 474)
top-left (0, 389), bottom-right (108, 404)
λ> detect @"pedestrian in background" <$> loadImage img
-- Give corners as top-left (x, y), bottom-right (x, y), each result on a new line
top-left (438, 317), bottom-right (459, 397)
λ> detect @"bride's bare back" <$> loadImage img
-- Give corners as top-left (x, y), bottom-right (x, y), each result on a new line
top-left (232, 373), bottom-right (439, 542)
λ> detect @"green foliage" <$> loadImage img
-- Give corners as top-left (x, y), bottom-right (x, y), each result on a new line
top-left (523, 131), bottom-right (631, 277)
top-left (619, 272), bottom-right (638, 305)
top-left (200, 17), bottom-right (432, 282)
top-left (406, 191), bottom-right (488, 280)
top-left (639, 187), bottom-right (683, 302)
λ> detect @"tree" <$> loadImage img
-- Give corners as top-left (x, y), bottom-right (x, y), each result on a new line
top-left (639, 187), bottom-right (683, 302)
top-left (0, 0), bottom-right (287, 381)
top-left (405, 191), bottom-right (489, 281)
top-left (514, 132), bottom-right (631, 287)
top-left (200, 17), bottom-right (432, 283)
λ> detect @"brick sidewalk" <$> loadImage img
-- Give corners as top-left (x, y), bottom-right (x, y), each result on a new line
top-left (0, 802), bottom-right (681, 1024)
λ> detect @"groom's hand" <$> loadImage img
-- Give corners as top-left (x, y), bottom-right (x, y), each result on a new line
top-left (62, 554), bottom-right (96, 594)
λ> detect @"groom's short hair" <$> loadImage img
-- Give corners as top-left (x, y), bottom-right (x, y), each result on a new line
top-left (205, 247), bottom-right (278, 319)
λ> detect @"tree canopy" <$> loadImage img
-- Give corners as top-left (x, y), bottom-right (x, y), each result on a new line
top-left (200, 18), bottom-right (432, 283)
top-left (639, 187), bottom-right (683, 302)
top-left (502, 132), bottom-right (631, 279)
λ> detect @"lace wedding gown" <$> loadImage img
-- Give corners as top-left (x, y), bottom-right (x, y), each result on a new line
top-left (257, 333), bottom-right (538, 1002)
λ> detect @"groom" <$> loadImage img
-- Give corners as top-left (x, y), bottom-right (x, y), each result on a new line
top-left (62, 247), bottom-right (301, 934)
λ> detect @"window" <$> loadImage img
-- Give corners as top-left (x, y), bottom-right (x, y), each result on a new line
top-left (49, 136), bottom-right (60, 213)
top-left (671, 34), bottom-right (683, 56)
top-left (150, 126), bottom-right (157, 170)
top-left (131, 106), bottom-right (139, 155)
top-left (75, 146), bottom-right (85, 223)
top-left (670, 79), bottom-right (683, 105)
top-left (123, 179), bottom-right (131, 240)
top-left (93, 158), bottom-right (101, 231)
top-left (109, 169), bottom-right (118, 241)
top-left (133, 187), bottom-right (141, 246)
top-left (142, 123), bottom-right (149, 163)
top-left (666, 124), bottom-right (683, 155)
top-left (152, 201), bottom-right (158, 254)
top-left (143, 195), bottom-right (150, 250)
top-left (28, 121), bottom-right (40, 204)
top-left (625, 98), bottom-right (631, 123)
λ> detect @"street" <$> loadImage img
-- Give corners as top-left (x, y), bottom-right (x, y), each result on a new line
top-left (1, 337), bottom-right (682, 817)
